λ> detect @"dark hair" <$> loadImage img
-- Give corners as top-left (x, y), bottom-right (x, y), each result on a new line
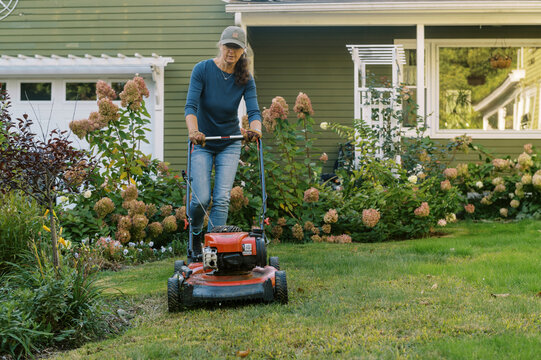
top-left (234, 53), bottom-right (251, 86)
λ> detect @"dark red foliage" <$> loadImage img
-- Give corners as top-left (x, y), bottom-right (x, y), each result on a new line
top-left (0, 91), bottom-right (94, 206)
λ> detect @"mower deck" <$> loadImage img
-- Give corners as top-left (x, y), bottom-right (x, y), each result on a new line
top-left (168, 259), bottom-right (287, 311)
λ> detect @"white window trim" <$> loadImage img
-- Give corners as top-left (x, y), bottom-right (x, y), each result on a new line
top-left (395, 38), bottom-right (541, 139)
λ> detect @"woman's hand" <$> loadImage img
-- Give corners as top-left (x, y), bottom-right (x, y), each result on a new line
top-left (241, 128), bottom-right (262, 143)
top-left (189, 130), bottom-right (206, 146)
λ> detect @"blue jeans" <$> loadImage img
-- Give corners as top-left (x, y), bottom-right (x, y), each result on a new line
top-left (189, 141), bottom-right (241, 233)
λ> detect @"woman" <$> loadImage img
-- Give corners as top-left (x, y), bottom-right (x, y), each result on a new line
top-left (184, 26), bottom-right (262, 257)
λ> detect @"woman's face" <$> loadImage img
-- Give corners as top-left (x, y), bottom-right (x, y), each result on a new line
top-left (220, 43), bottom-right (244, 66)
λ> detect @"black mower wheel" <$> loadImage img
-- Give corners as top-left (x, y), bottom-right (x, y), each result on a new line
top-left (167, 275), bottom-right (181, 312)
top-left (274, 270), bottom-right (288, 304)
top-left (269, 256), bottom-right (280, 270)
top-left (174, 260), bottom-right (185, 274)
top-left (210, 225), bottom-right (243, 233)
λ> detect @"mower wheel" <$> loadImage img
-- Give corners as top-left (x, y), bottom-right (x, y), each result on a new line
top-left (269, 256), bottom-right (280, 270)
top-left (174, 260), bottom-right (185, 274)
top-left (210, 225), bottom-right (243, 233)
top-left (274, 270), bottom-right (288, 304)
top-left (167, 275), bottom-right (181, 312)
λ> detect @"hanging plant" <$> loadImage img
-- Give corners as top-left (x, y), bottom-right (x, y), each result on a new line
top-left (490, 53), bottom-right (512, 69)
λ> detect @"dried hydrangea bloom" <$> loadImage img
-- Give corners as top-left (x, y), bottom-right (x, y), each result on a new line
top-left (414, 202), bottom-right (430, 217)
top-left (532, 171), bottom-right (541, 188)
top-left (292, 223), bottom-right (304, 240)
top-left (494, 184), bottom-right (506, 193)
top-left (303, 187), bottom-right (319, 203)
top-left (148, 222), bottom-right (163, 238)
top-left (273, 96), bottom-right (289, 115)
top-left (122, 184), bottom-right (138, 202)
top-left (322, 224), bottom-right (331, 234)
top-left (334, 234), bottom-right (352, 244)
top-left (311, 227), bottom-right (320, 235)
top-left (132, 229), bottom-right (146, 241)
top-left (518, 152), bottom-right (533, 170)
top-left (277, 217), bottom-right (287, 226)
top-left (492, 158), bottom-right (509, 171)
top-left (500, 208), bottom-right (508, 217)
top-left (319, 153), bottom-right (328, 162)
top-left (94, 197), bottom-right (115, 219)
top-left (521, 174), bottom-right (532, 185)
top-left (98, 98), bottom-right (120, 125)
top-left (464, 204), bottom-right (475, 214)
top-left (271, 225), bottom-right (283, 239)
top-left (262, 108), bottom-right (275, 133)
top-left (132, 214), bottom-right (149, 232)
top-left (134, 76), bottom-right (150, 98)
top-left (230, 186), bottom-right (248, 212)
top-left (323, 209), bottom-right (338, 224)
top-left (293, 92), bottom-right (314, 119)
top-left (440, 179), bottom-right (452, 191)
top-left (443, 168), bottom-right (458, 180)
top-left (64, 167), bottom-right (87, 187)
top-left (481, 196), bottom-right (493, 205)
top-left (162, 215), bottom-right (178, 232)
top-left (445, 213), bottom-right (457, 223)
top-left (120, 80), bottom-right (143, 111)
top-left (311, 234), bottom-right (323, 243)
top-left (362, 209), bottom-right (381, 228)
top-left (303, 221), bottom-right (315, 231)
top-left (127, 200), bottom-right (147, 216)
top-left (69, 118), bottom-right (93, 139)
top-left (524, 143), bottom-right (533, 154)
top-left (160, 204), bottom-right (173, 217)
top-left (146, 203), bottom-right (157, 218)
top-left (437, 219), bottom-right (447, 227)
top-left (157, 161), bottom-right (169, 175)
top-left (457, 163), bottom-right (469, 177)
top-left (510, 199), bottom-right (520, 208)
top-left (175, 206), bottom-right (187, 221)
top-left (96, 80), bottom-right (117, 100)
top-left (115, 228), bottom-right (131, 244)
top-left (491, 177), bottom-right (504, 186)
top-left (118, 216), bottom-right (132, 230)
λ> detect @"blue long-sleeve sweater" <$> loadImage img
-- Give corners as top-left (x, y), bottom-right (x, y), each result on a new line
top-left (184, 59), bottom-right (261, 150)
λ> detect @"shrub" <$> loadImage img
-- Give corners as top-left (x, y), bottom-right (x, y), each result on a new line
top-left (0, 191), bottom-right (43, 273)
top-left (0, 245), bottom-right (120, 358)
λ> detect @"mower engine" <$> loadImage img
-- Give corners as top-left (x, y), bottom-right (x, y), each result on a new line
top-left (202, 229), bottom-right (267, 273)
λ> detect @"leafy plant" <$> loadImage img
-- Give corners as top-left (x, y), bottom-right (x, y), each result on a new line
top-left (0, 90), bottom-right (93, 269)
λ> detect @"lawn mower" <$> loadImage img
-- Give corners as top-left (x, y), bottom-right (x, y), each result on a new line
top-left (167, 135), bottom-right (288, 311)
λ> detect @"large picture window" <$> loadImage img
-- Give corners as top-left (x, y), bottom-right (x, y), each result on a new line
top-left (439, 46), bottom-right (541, 131)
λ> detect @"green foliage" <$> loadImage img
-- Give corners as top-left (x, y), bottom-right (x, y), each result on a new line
top-left (0, 244), bottom-right (120, 358)
top-left (0, 191), bottom-right (44, 273)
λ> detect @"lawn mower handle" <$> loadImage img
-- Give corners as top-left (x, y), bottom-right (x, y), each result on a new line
top-left (185, 136), bottom-right (267, 260)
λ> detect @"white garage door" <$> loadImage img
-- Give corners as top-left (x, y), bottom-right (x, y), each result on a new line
top-left (2, 76), bottom-right (155, 156)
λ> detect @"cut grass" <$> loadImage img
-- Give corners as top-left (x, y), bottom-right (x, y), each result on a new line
top-left (54, 220), bottom-right (541, 359)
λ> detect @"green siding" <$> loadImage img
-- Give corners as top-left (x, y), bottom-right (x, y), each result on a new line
top-left (2, 3), bottom-right (541, 172)
top-left (0, 0), bottom-right (234, 170)
top-left (251, 26), bottom-right (541, 169)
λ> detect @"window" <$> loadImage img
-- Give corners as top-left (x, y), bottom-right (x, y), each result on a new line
top-left (66, 82), bottom-right (96, 101)
top-left (20, 82), bottom-right (52, 101)
top-left (111, 82), bottom-right (126, 96)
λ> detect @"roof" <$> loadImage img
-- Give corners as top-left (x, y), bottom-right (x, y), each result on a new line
top-left (0, 53), bottom-right (174, 77)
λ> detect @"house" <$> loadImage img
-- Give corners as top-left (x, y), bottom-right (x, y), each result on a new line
top-left (2, 1), bottom-right (541, 171)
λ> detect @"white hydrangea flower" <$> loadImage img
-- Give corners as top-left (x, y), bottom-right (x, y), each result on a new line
top-left (83, 190), bottom-right (92, 199)
top-left (149, 241), bottom-right (154, 248)
top-left (58, 196), bottom-right (69, 203)
top-left (476, 181), bottom-right (483, 189)
top-left (408, 175), bottom-right (417, 184)
top-left (123, 249), bottom-right (128, 255)
top-left (320, 122), bottom-right (329, 130)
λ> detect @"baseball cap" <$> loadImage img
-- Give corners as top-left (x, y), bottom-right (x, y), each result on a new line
top-left (219, 26), bottom-right (246, 49)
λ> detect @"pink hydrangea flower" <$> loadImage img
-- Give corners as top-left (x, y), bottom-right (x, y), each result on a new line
top-left (464, 204), bottom-right (475, 214)
top-left (293, 92), bottom-right (314, 119)
top-left (362, 209), bottom-right (380, 228)
top-left (440, 179), bottom-right (452, 191)
top-left (96, 80), bottom-right (117, 100)
top-left (319, 153), bottom-right (328, 162)
top-left (443, 168), bottom-right (458, 179)
top-left (324, 209), bottom-right (338, 224)
top-left (437, 219), bottom-right (447, 227)
top-left (414, 202), bottom-right (430, 217)
top-left (524, 143), bottom-right (533, 154)
top-left (303, 187), bottom-right (320, 203)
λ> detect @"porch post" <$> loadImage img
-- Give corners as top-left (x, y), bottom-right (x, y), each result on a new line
top-left (416, 24), bottom-right (425, 124)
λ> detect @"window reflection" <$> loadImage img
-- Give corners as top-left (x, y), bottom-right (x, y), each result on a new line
top-left (439, 47), bottom-right (541, 131)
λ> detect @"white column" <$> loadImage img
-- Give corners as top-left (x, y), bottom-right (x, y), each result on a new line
top-left (416, 24), bottom-right (425, 124)
top-left (152, 66), bottom-right (165, 160)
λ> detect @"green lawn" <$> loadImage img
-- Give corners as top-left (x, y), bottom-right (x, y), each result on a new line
top-left (54, 221), bottom-right (541, 359)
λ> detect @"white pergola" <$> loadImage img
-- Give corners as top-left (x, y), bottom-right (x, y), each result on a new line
top-left (347, 44), bottom-right (406, 163)
top-left (0, 53), bottom-right (174, 159)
